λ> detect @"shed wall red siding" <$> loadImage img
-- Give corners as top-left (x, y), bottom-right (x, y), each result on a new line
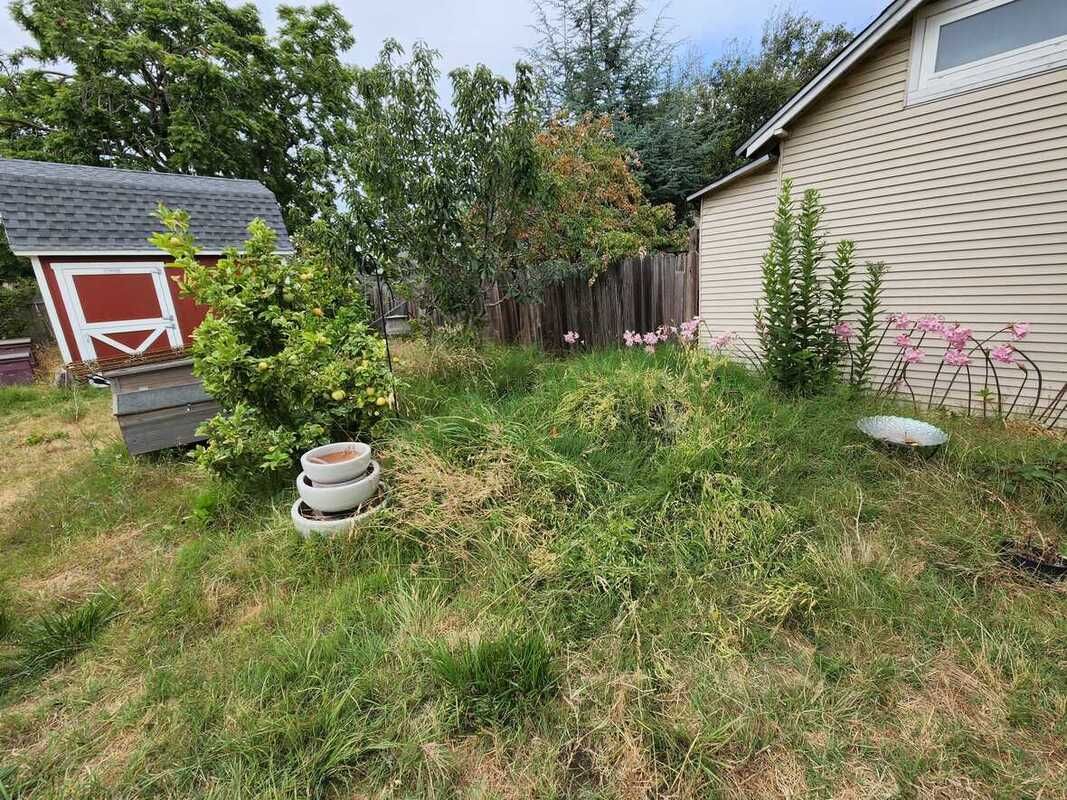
top-left (38, 255), bottom-right (214, 364)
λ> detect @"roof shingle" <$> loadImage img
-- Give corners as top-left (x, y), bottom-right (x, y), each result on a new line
top-left (0, 158), bottom-right (293, 254)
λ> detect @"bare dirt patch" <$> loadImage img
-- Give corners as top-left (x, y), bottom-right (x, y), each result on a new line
top-left (726, 747), bottom-right (808, 799)
top-left (17, 524), bottom-right (158, 607)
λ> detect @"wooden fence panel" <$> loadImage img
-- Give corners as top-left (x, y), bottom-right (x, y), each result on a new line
top-left (484, 233), bottom-right (699, 351)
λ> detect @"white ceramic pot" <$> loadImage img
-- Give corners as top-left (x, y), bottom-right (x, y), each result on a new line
top-left (301, 442), bottom-right (372, 485)
top-left (290, 486), bottom-right (387, 539)
top-left (296, 460), bottom-right (380, 513)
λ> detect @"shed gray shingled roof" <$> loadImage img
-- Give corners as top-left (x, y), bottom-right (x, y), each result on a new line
top-left (0, 158), bottom-right (293, 254)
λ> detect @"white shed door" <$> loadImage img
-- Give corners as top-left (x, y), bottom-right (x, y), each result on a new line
top-left (52, 263), bottom-right (183, 361)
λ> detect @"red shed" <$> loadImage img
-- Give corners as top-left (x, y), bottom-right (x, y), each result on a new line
top-left (0, 158), bottom-right (292, 366)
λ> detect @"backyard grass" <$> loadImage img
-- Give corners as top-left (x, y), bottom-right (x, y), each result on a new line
top-left (0, 341), bottom-right (1064, 799)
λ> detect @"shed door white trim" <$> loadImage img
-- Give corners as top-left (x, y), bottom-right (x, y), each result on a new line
top-left (50, 262), bottom-right (183, 361)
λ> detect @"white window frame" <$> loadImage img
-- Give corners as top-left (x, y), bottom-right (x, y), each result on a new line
top-left (906, 0), bottom-right (1067, 105)
top-left (50, 262), bottom-right (183, 361)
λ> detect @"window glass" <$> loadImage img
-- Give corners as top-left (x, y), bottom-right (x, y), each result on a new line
top-left (935, 0), bottom-right (1067, 72)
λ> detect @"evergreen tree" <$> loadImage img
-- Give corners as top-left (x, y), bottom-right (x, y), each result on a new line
top-left (526, 4), bottom-right (851, 213)
top-left (526, 0), bottom-right (675, 121)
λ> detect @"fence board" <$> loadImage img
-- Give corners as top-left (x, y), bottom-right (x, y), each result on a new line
top-left (485, 235), bottom-right (698, 351)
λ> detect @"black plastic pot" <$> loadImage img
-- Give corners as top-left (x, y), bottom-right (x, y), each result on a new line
top-left (999, 540), bottom-right (1067, 582)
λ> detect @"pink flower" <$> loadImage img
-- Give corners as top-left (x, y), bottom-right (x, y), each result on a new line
top-left (990, 344), bottom-right (1016, 365)
top-left (889, 312), bottom-right (912, 330)
top-left (710, 331), bottom-right (736, 350)
top-left (902, 347), bottom-right (925, 365)
top-left (943, 348), bottom-right (970, 367)
top-left (678, 317), bottom-right (701, 342)
top-left (642, 332), bottom-right (659, 347)
top-left (623, 330), bottom-right (638, 347)
top-left (895, 334), bottom-right (913, 348)
top-left (917, 315), bottom-right (944, 334)
top-left (1009, 322), bottom-right (1031, 341)
top-left (563, 330), bottom-right (580, 345)
top-left (832, 322), bottom-right (855, 342)
top-left (643, 344), bottom-right (656, 355)
top-left (941, 325), bottom-right (972, 350)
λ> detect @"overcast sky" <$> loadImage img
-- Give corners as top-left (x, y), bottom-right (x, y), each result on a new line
top-left (0, 0), bottom-right (886, 85)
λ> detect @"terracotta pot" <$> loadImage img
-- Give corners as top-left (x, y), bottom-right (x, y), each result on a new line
top-left (296, 460), bottom-right (380, 513)
top-left (301, 442), bottom-right (372, 484)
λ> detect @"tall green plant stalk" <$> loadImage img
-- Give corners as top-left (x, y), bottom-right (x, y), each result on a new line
top-left (794, 187), bottom-right (825, 379)
top-left (850, 261), bottom-right (887, 389)
top-left (823, 240), bottom-right (854, 376)
top-left (757, 179), bottom-right (868, 395)
top-left (757, 178), bottom-right (798, 391)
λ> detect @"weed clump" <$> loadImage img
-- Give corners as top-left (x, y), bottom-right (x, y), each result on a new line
top-left (555, 366), bottom-right (691, 447)
top-left (430, 629), bottom-right (558, 729)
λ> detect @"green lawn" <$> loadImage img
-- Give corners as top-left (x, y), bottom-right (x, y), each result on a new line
top-left (0, 343), bottom-right (1064, 799)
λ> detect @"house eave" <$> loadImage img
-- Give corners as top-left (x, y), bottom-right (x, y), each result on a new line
top-left (736, 0), bottom-right (925, 159)
top-left (686, 154), bottom-right (778, 203)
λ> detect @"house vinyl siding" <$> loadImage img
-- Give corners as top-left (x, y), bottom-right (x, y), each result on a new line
top-left (698, 18), bottom-right (1067, 421)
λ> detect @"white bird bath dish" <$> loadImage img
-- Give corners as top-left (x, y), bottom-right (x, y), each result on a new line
top-left (300, 442), bottom-right (372, 485)
top-left (856, 415), bottom-right (948, 452)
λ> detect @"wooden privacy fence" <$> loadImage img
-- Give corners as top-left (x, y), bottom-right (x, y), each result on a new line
top-left (485, 228), bottom-right (699, 351)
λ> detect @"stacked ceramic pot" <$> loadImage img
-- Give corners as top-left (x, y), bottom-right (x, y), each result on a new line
top-left (290, 442), bottom-right (385, 538)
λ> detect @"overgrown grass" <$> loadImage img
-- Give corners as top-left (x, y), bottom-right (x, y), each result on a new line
top-left (0, 340), bottom-right (1064, 798)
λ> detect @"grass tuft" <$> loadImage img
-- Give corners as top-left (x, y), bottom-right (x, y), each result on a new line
top-left (431, 629), bottom-right (559, 730)
top-left (1, 593), bottom-right (118, 691)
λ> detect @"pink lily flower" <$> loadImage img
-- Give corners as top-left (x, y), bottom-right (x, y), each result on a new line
top-left (943, 348), bottom-right (970, 367)
top-left (889, 312), bottom-right (912, 330)
top-left (832, 322), bottom-right (855, 342)
top-left (990, 344), bottom-right (1016, 365)
top-left (942, 325), bottom-right (972, 350)
top-left (917, 315), bottom-right (944, 333)
top-left (902, 347), bottom-right (925, 365)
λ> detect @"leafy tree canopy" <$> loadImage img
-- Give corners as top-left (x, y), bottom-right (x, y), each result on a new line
top-left (527, 3), bottom-right (852, 211)
top-left (0, 0), bottom-right (357, 231)
top-left (314, 42), bottom-right (544, 325)
top-left (319, 43), bottom-right (679, 323)
top-left (521, 115), bottom-right (684, 281)
top-left (701, 11), bottom-right (853, 183)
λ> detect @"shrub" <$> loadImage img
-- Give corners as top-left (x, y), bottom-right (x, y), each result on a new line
top-left (520, 116), bottom-right (686, 285)
top-left (430, 629), bottom-right (558, 729)
top-left (0, 278), bottom-right (42, 340)
top-left (756, 179), bottom-right (885, 394)
top-left (152, 207), bottom-right (395, 476)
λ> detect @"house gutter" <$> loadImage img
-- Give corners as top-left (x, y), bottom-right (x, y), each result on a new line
top-left (686, 154), bottom-right (778, 203)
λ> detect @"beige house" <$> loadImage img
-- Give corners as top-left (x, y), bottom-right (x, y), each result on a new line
top-left (691, 0), bottom-right (1066, 421)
